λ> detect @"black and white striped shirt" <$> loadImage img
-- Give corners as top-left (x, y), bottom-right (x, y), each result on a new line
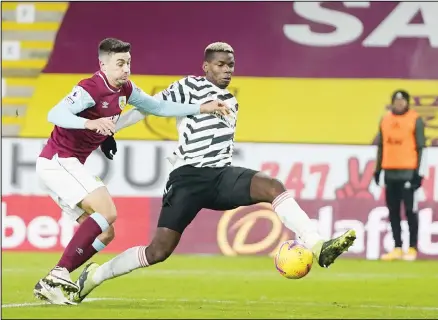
top-left (156, 76), bottom-right (238, 169)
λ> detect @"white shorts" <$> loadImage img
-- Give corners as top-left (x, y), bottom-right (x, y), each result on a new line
top-left (46, 190), bottom-right (86, 221)
top-left (36, 155), bottom-right (105, 220)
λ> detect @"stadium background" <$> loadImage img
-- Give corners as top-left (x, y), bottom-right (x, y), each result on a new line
top-left (2, 1), bottom-right (438, 261)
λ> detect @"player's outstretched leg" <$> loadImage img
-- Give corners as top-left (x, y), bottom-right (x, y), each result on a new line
top-left (311, 230), bottom-right (356, 268)
top-left (42, 187), bottom-right (118, 293)
top-left (250, 172), bottom-right (356, 268)
top-left (71, 227), bottom-right (181, 303)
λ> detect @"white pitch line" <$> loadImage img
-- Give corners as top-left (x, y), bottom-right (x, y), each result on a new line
top-left (2, 297), bottom-right (438, 312)
top-left (2, 298), bottom-right (122, 308)
top-left (2, 302), bottom-right (48, 308)
top-left (2, 268), bottom-right (435, 280)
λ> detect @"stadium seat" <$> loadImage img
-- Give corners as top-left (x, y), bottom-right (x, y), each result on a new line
top-left (1, 2), bottom-right (68, 136)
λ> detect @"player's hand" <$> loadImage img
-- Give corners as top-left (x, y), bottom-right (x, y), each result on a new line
top-left (411, 172), bottom-right (423, 190)
top-left (374, 170), bottom-right (381, 186)
top-left (200, 100), bottom-right (230, 116)
top-left (85, 118), bottom-right (115, 136)
top-left (100, 135), bottom-right (117, 160)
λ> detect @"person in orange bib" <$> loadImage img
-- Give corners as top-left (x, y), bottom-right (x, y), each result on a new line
top-left (374, 90), bottom-right (426, 261)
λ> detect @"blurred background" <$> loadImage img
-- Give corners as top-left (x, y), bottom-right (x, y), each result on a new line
top-left (2, 1), bottom-right (437, 259)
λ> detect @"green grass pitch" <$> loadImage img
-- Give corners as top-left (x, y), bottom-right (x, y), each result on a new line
top-left (2, 252), bottom-right (438, 319)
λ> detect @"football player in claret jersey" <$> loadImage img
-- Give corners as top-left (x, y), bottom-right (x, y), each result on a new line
top-left (33, 38), bottom-right (229, 305)
top-left (70, 42), bottom-right (356, 304)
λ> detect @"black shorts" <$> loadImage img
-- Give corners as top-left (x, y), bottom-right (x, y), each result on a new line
top-left (158, 165), bottom-right (258, 233)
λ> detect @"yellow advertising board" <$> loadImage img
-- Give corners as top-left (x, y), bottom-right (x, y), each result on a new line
top-left (20, 74), bottom-right (438, 145)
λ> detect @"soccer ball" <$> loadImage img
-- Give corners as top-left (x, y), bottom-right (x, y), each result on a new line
top-left (274, 240), bottom-right (314, 279)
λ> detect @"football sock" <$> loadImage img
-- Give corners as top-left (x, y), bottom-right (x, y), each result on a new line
top-left (272, 191), bottom-right (323, 249)
top-left (57, 213), bottom-right (109, 272)
top-left (64, 238), bottom-right (106, 273)
top-left (92, 246), bottom-right (149, 285)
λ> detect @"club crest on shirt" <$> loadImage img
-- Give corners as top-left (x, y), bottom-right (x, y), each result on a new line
top-left (119, 96), bottom-right (127, 110)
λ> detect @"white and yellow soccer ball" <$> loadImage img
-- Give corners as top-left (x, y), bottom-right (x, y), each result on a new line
top-left (274, 240), bottom-right (313, 279)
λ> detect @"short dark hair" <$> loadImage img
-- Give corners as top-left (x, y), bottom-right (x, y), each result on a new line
top-left (98, 38), bottom-right (131, 57)
top-left (204, 42), bottom-right (234, 61)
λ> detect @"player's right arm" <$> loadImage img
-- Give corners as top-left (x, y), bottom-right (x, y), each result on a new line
top-left (414, 116), bottom-right (426, 178)
top-left (47, 85), bottom-right (114, 135)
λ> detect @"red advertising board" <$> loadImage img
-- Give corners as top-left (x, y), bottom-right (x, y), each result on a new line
top-left (2, 196), bottom-right (437, 259)
top-left (2, 196), bottom-right (149, 252)
top-left (2, 139), bottom-right (436, 259)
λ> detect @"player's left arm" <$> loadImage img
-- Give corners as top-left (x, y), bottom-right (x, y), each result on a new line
top-left (415, 116), bottom-right (426, 177)
top-left (115, 108), bottom-right (147, 132)
top-left (375, 119), bottom-right (384, 173)
top-left (127, 81), bottom-right (201, 117)
top-left (115, 79), bottom-right (192, 132)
